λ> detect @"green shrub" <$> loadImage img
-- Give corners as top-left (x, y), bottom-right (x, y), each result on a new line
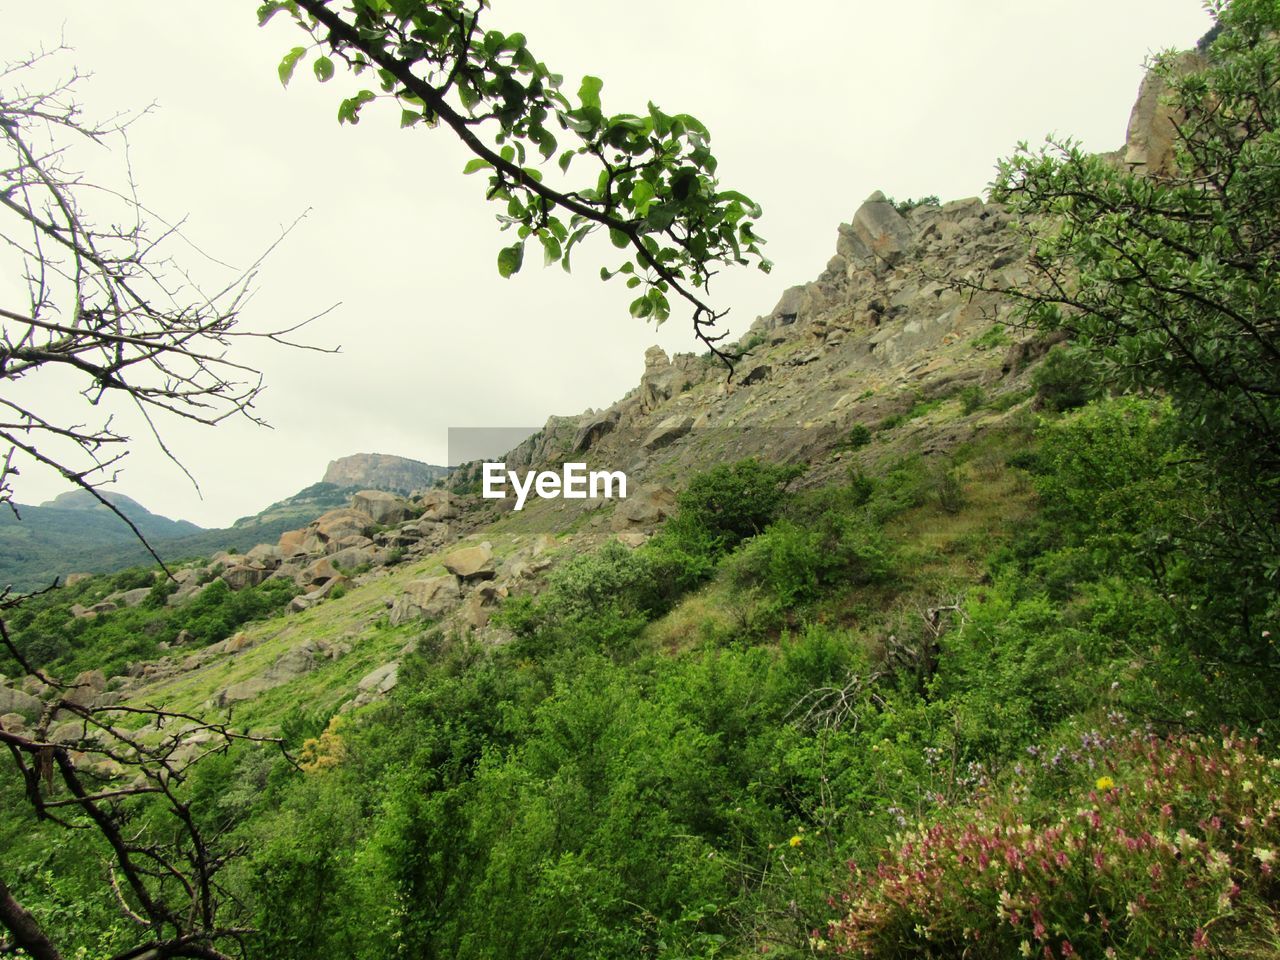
top-left (958, 383), bottom-right (985, 415)
top-left (1032, 344), bottom-right (1097, 412)
top-left (664, 458), bottom-right (804, 559)
top-left (846, 423), bottom-right (872, 448)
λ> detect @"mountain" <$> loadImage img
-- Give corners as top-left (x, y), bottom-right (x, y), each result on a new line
top-left (0, 491), bottom-right (204, 591)
top-left (321, 453), bottom-right (449, 493)
top-left (1, 457), bottom-right (449, 591)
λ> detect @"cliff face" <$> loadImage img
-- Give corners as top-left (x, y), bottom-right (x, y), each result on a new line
top-left (321, 453), bottom-right (448, 494)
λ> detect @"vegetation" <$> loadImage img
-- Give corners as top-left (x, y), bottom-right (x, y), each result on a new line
top-left (5, 2), bottom-right (1280, 958)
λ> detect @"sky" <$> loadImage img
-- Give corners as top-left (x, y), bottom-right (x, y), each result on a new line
top-left (3, 0), bottom-right (1212, 528)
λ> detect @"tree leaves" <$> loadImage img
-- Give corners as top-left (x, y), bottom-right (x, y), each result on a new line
top-left (497, 243), bottom-right (525, 278)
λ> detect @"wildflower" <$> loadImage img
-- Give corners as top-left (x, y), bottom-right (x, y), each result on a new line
top-left (1254, 847), bottom-right (1276, 865)
top-left (1095, 775), bottom-right (1115, 791)
top-left (789, 835), bottom-right (803, 848)
top-left (1242, 779), bottom-right (1255, 792)
top-left (1019, 941), bottom-right (1032, 958)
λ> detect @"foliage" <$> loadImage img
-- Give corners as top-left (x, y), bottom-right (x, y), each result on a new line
top-left (827, 726), bottom-right (1280, 959)
top-left (663, 458), bottom-right (805, 559)
top-left (260, 0), bottom-right (769, 358)
top-left (1031, 344), bottom-right (1099, 412)
top-left (992, 0), bottom-right (1280, 647)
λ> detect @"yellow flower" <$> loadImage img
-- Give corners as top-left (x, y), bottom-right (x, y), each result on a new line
top-left (789, 835), bottom-right (804, 847)
top-left (1095, 776), bottom-right (1115, 791)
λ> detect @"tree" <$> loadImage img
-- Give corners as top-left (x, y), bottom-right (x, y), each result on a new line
top-left (988, 0), bottom-right (1280, 657)
top-left (0, 47), bottom-right (333, 560)
top-left (258, 0), bottom-right (771, 365)
top-left (0, 48), bottom-right (321, 960)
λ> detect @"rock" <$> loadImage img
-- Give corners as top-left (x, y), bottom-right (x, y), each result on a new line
top-left (326, 545), bottom-right (375, 574)
top-left (357, 662), bottom-right (399, 695)
top-left (639, 346), bottom-right (696, 412)
top-left (458, 583), bottom-right (505, 630)
top-left (643, 415), bottom-right (694, 451)
top-left (265, 642), bottom-right (320, 682)
top-left (351, 490), bottom-right (414, 525)
top-left (572, 408), bottom-right (621, 452)
top-left (313, 508), bottom-right (374, 544)
top-left (844, 191), bottom-right (914, 266)
top-left (299, 556), bottom-right (342, 588)
top-left (174, 629), bottom-right (194, 646)
top-left (615, 531), bottom-right (649, 548)
top-left (64, 572), bottom-right (92, 587)
top-left (418, 489), bottom-right (461, 521)
top-left (0, 686), bottom-right (44, 719)
top-left (66, 670), bottom-right (106, 708)
top-left (215, 676), bottom-right (274, 706)
top-left (277, 528), bottom-right (309, 557)
top-left (108, 587), bottom-right (153, 608)
top-left (0, 712), bottom-right (26, 732)
top-left (610, 485), bottom-right (677, 531)
top-left (322, 453), bottom-right (446, 492)
top-left (70, 601), bottom-right (116, 619)
top-left (442, 542), bottom-right (496, 580)
top-left (739, 364), bottom-right (771, 387)
top-left (220, 564), bottom-right (270, 591)
top-left (388, 576), bottom-right (459, 625)
top-left (1124, 51), bottom-right (1206, 178)
top-left (21, 676), bottom-right (50, 698)
top-left (245, 543), bottom-right (282, 567)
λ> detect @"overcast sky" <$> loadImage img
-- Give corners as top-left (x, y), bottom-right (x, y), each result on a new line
top-left (4, 1), bottom-right (1211, 528)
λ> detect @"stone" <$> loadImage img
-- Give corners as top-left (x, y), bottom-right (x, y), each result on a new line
top-left (277, 528), bottom-right (309, 557)
top-left (220, 564), bottom-right (270, 591)
top-left (442, 542), bottom-right (496, 580)
top-left (21, 676), bottom-right (50, 698)
top-left (0, 712), bottom-right (26, 732)
top-left (299, 556), bottom-right (342, 588)
top-left (615, 531), bottom-right (649, 548)
top-left (572, 408), bottom-right (621, 452)
top-left (642, 415), bottom-right (694, 451)
top-left (846, 191), bottom-right (914, 265)
top-left (109, 587), bottom-right (153, 608)
top-left (64, 572), bottom-right (92, 587)
top-left (0, 686), bottom-right (43, 719)
top-left (265, 642), bottom-right (320, 682)
top-left (418, 489), bottom-right (460, 521)
top-left (351, 490), bottom-right (414, 525)
top-left (245, 543), bottom-right (282, 567)
top-left (357, 662), bottom-right (399, 695)
top-left (739, 364), bottom-right (771, 387)
top-left (388, 575), bottom-right (460, 625)
top-left (639, 346), bottom-right (696, 412)
top-left (313, 508), bottom-right (374, 544)
top-left (215, 676), bottom-right (274, 706)
top-left (327, 545), bottom-right (376, 574)
top-left (65, 670), bottom-right (106, 708)
top-left (610, 485), bottom-right (677, 531)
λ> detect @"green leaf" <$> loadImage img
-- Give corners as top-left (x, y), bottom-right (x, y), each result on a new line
top-left (497, 243), bottom-right (525, 278)
top-left (462, 158), bottom-right (493, 175)
top-left (578, 75), bottom-right (603, 111)
top-left (540, 235), bottom-right (562, 266)
top-left (629, 293), bottom-right (653, 319)
top-left (608, 228), bottom-right (630, 249)
top-left (313, 55), bottom-right (335, 83)
top-left (278, 47), bottom-right (307, 88)
top-left (400, 109), bottom-right (420, 128)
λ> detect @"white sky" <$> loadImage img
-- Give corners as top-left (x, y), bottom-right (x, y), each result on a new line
top-left (4, 0), bottom-right (1211, 527)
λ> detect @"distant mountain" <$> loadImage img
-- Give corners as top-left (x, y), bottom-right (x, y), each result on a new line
top-left (322, 453), bottom-right (449, 494)
top-left (0, 455), bottom-right (450, 591)
top-left (0, 491), bottom-right (204, 591)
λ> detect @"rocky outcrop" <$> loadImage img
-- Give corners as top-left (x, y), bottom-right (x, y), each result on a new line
top-left (388, 576), bottom-right (459, 625)
top-left (442, 542), bottom-right (495, 581)
top-left (351, 490), bottom-right (414, 526)
top-left (1124, 51), bottom-right (1206, 178)
top-left (322, 453), bottom-right (449, 494)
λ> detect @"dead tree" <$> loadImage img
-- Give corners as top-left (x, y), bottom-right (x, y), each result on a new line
top-left (0, 46), bottom-right (320, 958)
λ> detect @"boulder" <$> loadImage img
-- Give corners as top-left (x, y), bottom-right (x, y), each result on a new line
top-left (844, 191), bottom-right (914, 265)
top-left (313, 508), bottom-right (374, 544)
top-left (0, 686), bottom-right (44, 719)
top-left (220, 564), bottom-right (270, 591)
top-left (64, 572), bottom-right (92, 587)
top-left (639, 346), bottom-right (696, 412)
top-left (214, 676), bottom-right (274, 706)
top-left (572, 408), bottom-right (621, 452)
top-left (357, 662), bottom-right (399, 695)
top-left (245, 543), bottom-right (282, 567)
top-left (442, 542), bottom-right (496, 580)
top-left (108, 587), bottom-right (153, 608)
top-left (388, 576), bottom-right (460, 625)
top-left (610, 485), bottom-right (677, 531)
top-left (264, 642), bottom-right (320, 682)
top-left (418, 490), bottom-right (460, 521)
top-left (66, 670), bottom-right (106, 708)
top-left (458, 583), bottom-right (506, 631)
top-left (642, 415), bottom-right (694, 451)
top-left (277, 528), bottom-right (309, 557)
top-left (0, 712), bottom-right (26, 732)
top-left (299, 556), bottom-right (342, 588)
top-left (351, 490), bottom-right (414, 526)
top-left (327, 545), bottom-right (376, 574)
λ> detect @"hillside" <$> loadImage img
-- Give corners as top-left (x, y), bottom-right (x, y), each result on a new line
top-left (2, 14), bottom-right (1278, 960)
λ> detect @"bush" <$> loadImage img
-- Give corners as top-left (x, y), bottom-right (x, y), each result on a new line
top-left (665, 458), bottom-right (804, 559)
top-left (827, 727), bottom-right (1280, 959)
top-left (959, 383), bottom-right (985, 415)
top-left (1032, 344), bottom-right (1098, 412)
top-left (846, 423), bottom-right (872, 449)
